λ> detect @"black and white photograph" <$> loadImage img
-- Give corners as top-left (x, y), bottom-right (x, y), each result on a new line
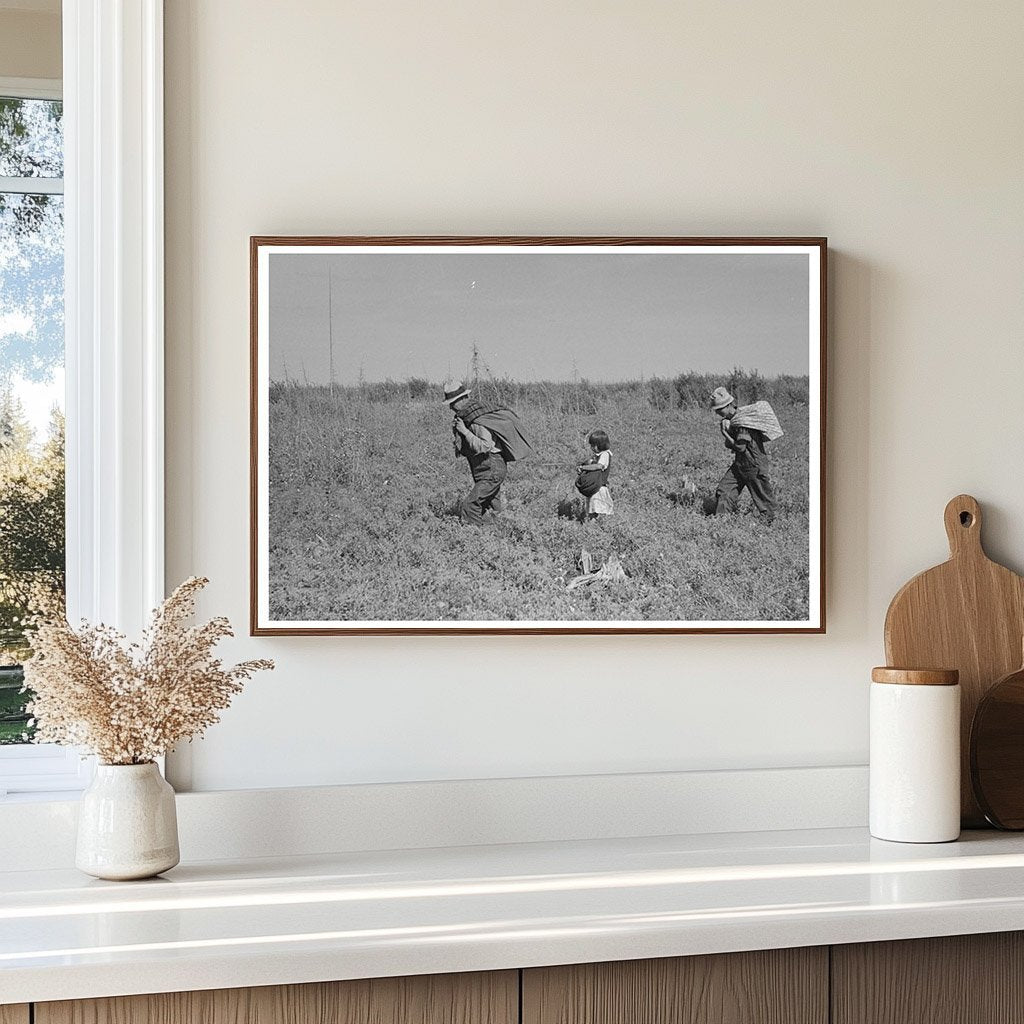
top-left (251, 238), bottom-right (825, 634)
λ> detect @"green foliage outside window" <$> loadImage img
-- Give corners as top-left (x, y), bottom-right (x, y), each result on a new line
top-left (0, 395), bottom-right (65, 742)
top-left (0, 95), bottom-right (65, 744)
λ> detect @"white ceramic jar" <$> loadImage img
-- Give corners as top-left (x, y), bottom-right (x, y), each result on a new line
top-left (870, 667), bottom-right (961, 843)
top-left (76, 762), bottom-right (180, 880)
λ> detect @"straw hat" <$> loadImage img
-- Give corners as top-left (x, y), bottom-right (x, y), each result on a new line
top-left (710, 386), bottom-right (735, 411)
top-left (443, 380), bottom-right (472, 406)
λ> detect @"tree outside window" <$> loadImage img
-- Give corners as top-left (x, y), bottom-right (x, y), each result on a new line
top-left (0, 94), bottom-right (65, 744)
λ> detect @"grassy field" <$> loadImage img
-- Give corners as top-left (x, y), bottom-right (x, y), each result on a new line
top-left (267, 375), bottom-right (811, 623)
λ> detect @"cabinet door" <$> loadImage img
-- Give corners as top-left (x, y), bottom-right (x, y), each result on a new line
top-left (523, 948), bottom-right (828, 1024)
top-left (832, 932), bottom-right (1024, 1024)
top-left (36, 971), bottom-right (517, 1024)
top-left (0, 1007), bottom-right (29, 1024)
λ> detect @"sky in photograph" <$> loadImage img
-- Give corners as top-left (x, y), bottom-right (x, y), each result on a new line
top-left (267, 250), bottom-right (811, 385)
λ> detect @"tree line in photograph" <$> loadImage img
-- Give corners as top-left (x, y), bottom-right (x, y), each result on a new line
top-left (270, 367), bottom-right (810, 415)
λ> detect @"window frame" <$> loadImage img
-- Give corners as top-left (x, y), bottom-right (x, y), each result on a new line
top-left (0, 0), bottom-right (165, 797)
top-left (0, 76), bottom-right (61, 102)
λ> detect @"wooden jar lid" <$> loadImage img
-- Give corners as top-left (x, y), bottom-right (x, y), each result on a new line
top-left (871, 667), bottom-right (960, 686)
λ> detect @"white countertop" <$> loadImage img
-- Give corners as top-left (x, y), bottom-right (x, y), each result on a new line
top-left (4, 826), bottom-right (1024, 1004)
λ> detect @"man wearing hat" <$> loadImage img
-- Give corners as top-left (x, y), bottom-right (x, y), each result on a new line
top-left (710, 385), bottom-right (779, 522)
top-left (444, 380), bottom-right (532, 526)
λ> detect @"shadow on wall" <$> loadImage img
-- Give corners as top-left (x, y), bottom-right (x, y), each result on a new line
top-left (827, 249), bottom-right (874, 639)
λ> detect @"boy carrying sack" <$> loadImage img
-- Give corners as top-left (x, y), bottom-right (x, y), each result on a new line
top-left (710, 387), bottom-right (782, 522)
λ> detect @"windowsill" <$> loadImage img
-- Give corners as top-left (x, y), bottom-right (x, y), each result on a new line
top-left (0, 744), bottom-right (95, 797)
top-left (0, 766), bottom-right (870, 870)
top-left (4, 826), bottom-right (1024, 1005)
top-left (0, 789), bottom-right (84, 804)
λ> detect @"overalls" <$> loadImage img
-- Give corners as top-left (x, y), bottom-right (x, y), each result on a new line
top-left (459, 445), bottom-right (507, 525)
top-left (715, 427), bottom-right (776, 519)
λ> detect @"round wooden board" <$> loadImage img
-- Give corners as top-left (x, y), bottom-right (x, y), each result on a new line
top-left (971, 664), bottom-right (1024, 829)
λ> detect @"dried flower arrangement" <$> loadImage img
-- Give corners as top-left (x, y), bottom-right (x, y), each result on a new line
top-left (23, 577), bottom-right (273, 765)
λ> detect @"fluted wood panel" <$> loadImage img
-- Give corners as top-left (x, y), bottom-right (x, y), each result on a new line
top-left (0, 1007), bottom-right (29, 1024)
top-left (36, 971), bottom-right (517, 1024)
top-left (522, 948), bottom-right (828, 1024)
top-left (832, 933), bottom-right (1024, 1024)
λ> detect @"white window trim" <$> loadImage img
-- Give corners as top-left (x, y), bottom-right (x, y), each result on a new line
top-left (63, 0), bottom-right (164, 633)
top-left (0, 175), bottom-right (63, 195)
top-left (0, 744), bottom-right (92, 795)
top-left (0, 76), bottom-right (62, 101)
top-left (0, 2), bottom-right (165, 797)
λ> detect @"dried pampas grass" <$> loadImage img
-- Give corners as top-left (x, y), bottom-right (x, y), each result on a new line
top-left (23, 577), bottom-right (274, 765)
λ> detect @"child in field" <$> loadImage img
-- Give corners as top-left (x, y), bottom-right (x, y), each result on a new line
top-left (576, 429), bottom-right (614, 518)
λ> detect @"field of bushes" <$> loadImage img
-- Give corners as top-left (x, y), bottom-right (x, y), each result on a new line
top-left (267, 372), bottom-right (811, 623)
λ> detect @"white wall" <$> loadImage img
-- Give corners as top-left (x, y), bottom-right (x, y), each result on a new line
top-left (164, 0), bottom-right (1024, 792)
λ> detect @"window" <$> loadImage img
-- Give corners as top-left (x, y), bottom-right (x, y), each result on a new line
top-left (0, 5), bottom-right (166, 798)
top-left (0, 89), bottom-right (65, 732)
top-left (0, 80), bottom-right (81, 794)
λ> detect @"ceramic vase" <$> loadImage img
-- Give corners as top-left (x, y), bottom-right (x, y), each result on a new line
top-left (76, 762), bottom-right (180, 880)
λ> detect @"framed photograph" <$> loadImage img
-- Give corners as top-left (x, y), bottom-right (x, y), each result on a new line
top-left (251, 236), bottom-right (826, 635)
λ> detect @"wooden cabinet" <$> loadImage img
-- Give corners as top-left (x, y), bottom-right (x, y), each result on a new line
top-left (522, 948), bottom-right (828, 1024)
top-left (34, 972), bottom-right (517, 1024)
top-left (14, 933), bottom-right (1024, 1024)
top-left (832, 932), bottom-right (1024, 1024)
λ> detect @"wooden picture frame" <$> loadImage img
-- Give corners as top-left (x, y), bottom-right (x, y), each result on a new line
top-left (251, 236), bottom-right (826, 635)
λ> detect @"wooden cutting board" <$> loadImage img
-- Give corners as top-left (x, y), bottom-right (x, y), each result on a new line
top-left (884, 494), bottom-right (1024, 826)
